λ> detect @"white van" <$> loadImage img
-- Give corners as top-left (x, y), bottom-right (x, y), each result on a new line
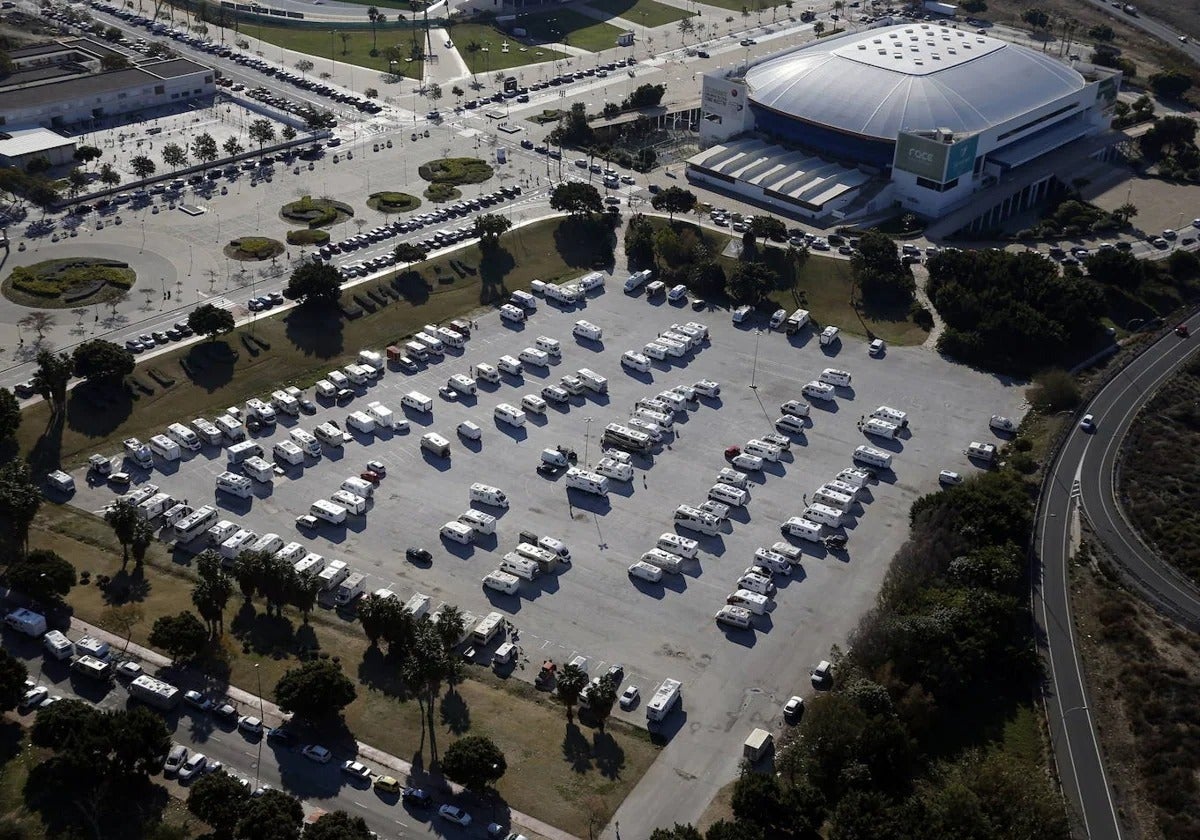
top-left (781, 516), bottom-right (823, 542)
top-left (673, 504), bottom-right (721, 536)
top-left (521, 394), bottom-right (547, 415)
top-left (497, 355), bottom-right (523, 376)
top-left (854, 445), bottom-right (893, 469)
top-left (709, 483), bottom-right (749, 507)
top-left (775, 415), bottom-right (806, 435)
top-left (641, 548), bottom-right (683, 574)
top-left (441, 520), bottom-right (475, 544)
top-left (732, 304), bottom-right (752, 323)
top-left (573, 320), bottom-right (603, 341)
top-left (628, 560), bottom-right (664, 582)
top-left (216, 471), bottom-right (253, 498)
top-left (310, 499), bottom-right (348, 524)
top-left (744, 439), bottom-right (781, 462)
top-left (494, 403), bottom-right (527, 428)
top-left (457, 420), bottom-right (482, 440)
top-left (167, 422), bottom-right (201, 452)
top-left (657, 532), bottom-right (699, 560)
top-left (727, 589), bottom-right (769, 615)
top-left (500, 554), bottom-right (539, 581)
top-left (535, 336), bottom-right (561, 358)
top-left (802, 381), bottom-right (836, 401)
top-left (819, 368), bottom-right (852, 388)
top-left (803, 503), bottom-right (844, 527)
top-left (402, 391), bottom-right (434, 413)
top-left (273, 440), bottom-right (305, 465)
top-left (470, 483), bottom-right (509, 508)
top-left (458, 508), bottom-right (497, 535)
top-left (519, 348), bottom-right (550, 368)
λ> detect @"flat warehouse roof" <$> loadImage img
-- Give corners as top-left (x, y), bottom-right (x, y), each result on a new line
top-left (0, 127), bottom-right (75, 156)
top-left (0, 61), bottom-right (210, 110)
top-left (143, 58), bottom-right (210, 78)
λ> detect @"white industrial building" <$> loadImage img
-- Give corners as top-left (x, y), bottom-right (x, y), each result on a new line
top-left (0, 127), bottom-right (78, 168)
top-left (0, 40), bottom-right (215, 130)
top-left (692, 23), bottom-right (1122, 226)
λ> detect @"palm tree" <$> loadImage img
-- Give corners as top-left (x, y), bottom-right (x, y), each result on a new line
top-left (129, 518), bottom-right (155, 567)
top-left (588, 674), bottom-right (619, 731)
top-left (289, 571), bottom-right (322, 624)
top-left (556, 663), bottom-right (588, 722)
top-left (104, 499), bottom-right (140, 568)
top-left (367, 6), bottom-right (380, 53)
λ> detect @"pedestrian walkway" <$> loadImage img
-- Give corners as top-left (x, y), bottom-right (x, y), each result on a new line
top-left (68, 615), bottom-right (580, 840)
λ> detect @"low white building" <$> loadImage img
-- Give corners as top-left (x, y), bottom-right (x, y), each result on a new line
top-left (0, 127), bottom-right (78, 168)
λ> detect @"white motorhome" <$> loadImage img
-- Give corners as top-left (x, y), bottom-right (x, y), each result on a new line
top-left (242, 456), bottom-right (274, 483)
top-left (813, 486), bottom-right (854, 513)
top-left (315, 379), bottom-right (337, 398)
top-left (404, 341), bottom-right (429, 362)
top-left (497, 355), bottom-right (523, 376)
top-left (819, 325), bottom-right (840, 346)
top-left (872, 406), bottom-right (909, 428)
top-left (207, 520), bottom-right (237, 547)
top-left (341, 476), bottom-right (375, 500)
top-left (781, 516), bottom-right (824, 542)
top-left (216, 471), bottom-right (253, 499)
top-left (249, 533), bottom-right (283, 556)
top-left (604, 422), bottom-right (652, 453)
top-left (803, 503), bottom-right (844, 527)
top-left (565, 468), bottom-right (609, 496)
top-left (483, 570), bottom-right (521, 595)
top-left (819, 368), bottom-right (852, 387)
top-left (358, 349), bottom-right (386, 371)
top-left (366, 401), bottom-right (398, 431)
top-left (499, 303), bottom-right (526, 323)
top-left (863, 418), bottom-right (900, 440)
top-left (245, 398), bottom-right (277, 425)
top-left (469, 483), bottom-right (509, 508)
top-left (173, 505), bottom-right (218, 543)
top-left (293, 552), bottom-right (326, 577)
top-left (474, 363), bottom-right (500, 384)
top-left (315, 423), bottom-right (344, 448)
top-left (967, 441), bottom-right (997, 462)
top-left (576, 368), bottom-right (608, 394)
top-left (802, 381), bottom-right (836, 401)
top-left (728, 589), bottom-right (769, 615)
top-left (219, 529), bottom-right (258, 561)
top-left (441, 520), bottom-right (475, 544)
top-left (500, 554), bottom-right (539, 581)
top-left (596, 457), bottom-right (634, 482)
top-left (270, 390), bottom-right (300, 416)
top-left (709, 483), bottom-right (749, 507)
top-left (515, 542), bottom-right (560, 574)
top-left (738, 573), bottom-right (776, 597)
top-left (673, 505), bottom-right (721, 536)
top-left (458, 509), bottom-right (497, 535)
top-left (447, 374), bottom-right (477, 396)
top-left (346, 411), bottom-right (376, 435)
top-left (472, 612), bottom-right (505, 645)
top-left (421, 433), bottom-right (450, 457)
top-left (334, 572), bottom-right (367, 605)
top-left (521, 394), bottom-right (547, 415)
top-left (752, 548), bottom-right (791, 576)
top-left (785, 308), bottom-right (811, 333)
top-left (493, 403), bottom-right (527, 428)
top-left (628, 560), bottom-right (664, 583)
top-left (149, 434), bottom-right (181, 462)
top-left (310, 499), bottom-right (348, 524)
top-left (166, 423), bottom-right (201, 452)
top-left (573, 320), bottom-right (603, 341)
top-left (317, 559), bottom-right (349, 591)
top-left (331, 489), bottom-right (367, 515)
top-left (519, 348), bottom-right (550, 368)
top-left (716, 605), bottom-right (753, 630)
top-left (436, 326), bottom-right (465, 348)
top-left (191, 418), bottom-right (224, 446)
top-left (402, 593), bottom-right (432, 621)
top-left (226, 440), bottom-right (263, 465)
top-left (290, 428), bottom-right (322, 456)
top-left (650, 535), bottom-right (695, 563)
top-left (273, 440), bottom-right (305, 465)
top-left (837, 468), bottom-right (871, 489)
top-left (403, 391), bottom-right (434, 413)
top-left (535, 336), bottom-right (561, 358)
top-left (824, 479), bottom-right (862, 500)
top-left (646, 678), bottom-right (682, 722)
top-left (274, 541), bottom-right (307, 565)
top-left (744, 439), bottom-right (781, 462)
top-left (640, 548), bottom-right (683, 574)
top-left (853, 445), bottom-right (893, 469)
top-left (413, 332), bottom-right (445, 355)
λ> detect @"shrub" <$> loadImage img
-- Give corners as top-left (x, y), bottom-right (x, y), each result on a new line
top-left (1028, 369), bottom-right (1081, 412)
top-left (368, 191), bottom-right (421, 213)
top-left (417, 157), bottom-right (494, 186)
top-left (286, 229), bottom-right (330, 246)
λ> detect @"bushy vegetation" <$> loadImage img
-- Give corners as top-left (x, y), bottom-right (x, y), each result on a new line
top-left (285, 229), bottom-right (330, 246)
top-left (366, 190), bottom-right (421, 213)
top-left (5, 258), bottom-right (134, 303)
top-left (1121, 356), bottom-right (1200, 586)
top-left (1137, 115), bottom-right (1200, 182)
top-left (417, 157), bottom-right (494, 186)
top-left (225, 237), bottom-right (285, 261)
top-left (926, 248), bottom-right (1106, 376)
top-left (658, 472), bottom-right (1066, 839)
top-left (279, 195), bottom-right (352, 229)
top-left (1014, 195), bottom-right (1131, 240)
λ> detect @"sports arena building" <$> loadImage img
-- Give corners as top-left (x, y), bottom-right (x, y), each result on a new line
top-left (690, 23), bottom-right (1122, 227)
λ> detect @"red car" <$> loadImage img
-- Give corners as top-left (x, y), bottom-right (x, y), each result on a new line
top-left (360, 470), bottom-right (382, 484)
top-left (724, 445), bottom-right (741, 461)
top-left (1176, 323), bottom-right (1190, 338)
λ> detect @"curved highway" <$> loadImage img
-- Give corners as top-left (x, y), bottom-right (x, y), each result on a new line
top-left (1036, 309), bottom-right (1200, 840)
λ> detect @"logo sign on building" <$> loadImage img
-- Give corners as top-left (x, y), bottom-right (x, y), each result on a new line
top-left (702, 85), bottom-right (729, 109)
top-left (894, 131), bottom-right (978, 182)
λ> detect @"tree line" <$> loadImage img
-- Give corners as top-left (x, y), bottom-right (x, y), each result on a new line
top-left (653, 471), bottom-right (1069, 840)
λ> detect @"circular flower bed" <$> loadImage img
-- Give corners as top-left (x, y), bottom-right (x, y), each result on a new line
top-left (280, 195), bottom-right (354, 229)
top-left (224, 237), bottom-right (285, 261)
top-left (366, 191), bottom-right (422, 214)
top-left (2, 258), bottom-right (136, 308)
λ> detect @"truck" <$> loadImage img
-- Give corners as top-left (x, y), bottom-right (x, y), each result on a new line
top-left (646, 678), bottom-right (682, 722)
top-left (334, 572), bottom-right (366, 605)
top-left (4, 608), bottom-right (47, 637)
top-left (744, 728), bottom-right (774, 762)
top-left (129, 674), bottom-right (180, 710)
top-left (472, 611), bottom-right (506, 645)
top-left (123, 437), bottom-right (153, 469)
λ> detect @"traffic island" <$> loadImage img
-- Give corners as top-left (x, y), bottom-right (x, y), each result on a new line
top-left (2, 257), bottom-right (136, 308)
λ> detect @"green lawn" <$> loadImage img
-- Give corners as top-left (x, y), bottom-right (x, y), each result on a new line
top-left (16, 218), bottom-right (607, 470)
top-left (585, 0), bottom-right (694, 28)
top-left (447, 22), bottom-right (570, 75)
top-left (698, 0), bottom-right (787, 12)
top-left (508, 8), bottom-right (629, 52)
top-left (246, 22), bottom-right (425, 78)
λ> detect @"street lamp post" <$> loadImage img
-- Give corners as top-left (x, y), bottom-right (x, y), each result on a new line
top-left (584, 417), bottom-right (593, 465)
top-left (750, 328), bottom-right (762, 389)
top-left (253, 663), bottom-right (264, 790)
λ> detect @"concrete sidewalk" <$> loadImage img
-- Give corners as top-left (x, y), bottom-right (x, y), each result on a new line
top-left (68, 614), bottom-right (580, 840)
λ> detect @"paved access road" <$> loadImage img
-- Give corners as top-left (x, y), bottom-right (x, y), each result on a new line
top-left (1035, 310), bottom-right (1200, 840)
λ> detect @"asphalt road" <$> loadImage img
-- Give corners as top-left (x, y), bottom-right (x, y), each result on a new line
top-left (1035, 310), bottom-right (1200, 840)
top-left (1080, 0), bottom-right (1200, 64)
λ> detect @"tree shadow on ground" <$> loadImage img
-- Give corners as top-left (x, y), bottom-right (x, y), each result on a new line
top-left (183, 340), bottom-right (239, 392)
top-left (478, 246), bottom-right (515, 292)
top-left (553, 218), bottom-right (614, 270)
top-left (25, 760), bottom-right (171, 839)
top-left (284, 306), bottom-right (345, 361)
top-left (438, 687), bottom-right (470, 734)
top-left (0, 721), bottom-right (23, 767)
top-left (64, 380), bottom-right (133, 441)
top-left (592, 729), bottom-right (625, 780)
top-left (356, 645), bottom-right (415, 700)
top-left (392, 270), bottom-right (431, 306)
top-left (229, 601), bottom-right (297, 657)
top-left (101, 564), bottom-right (151, 604)
top-left (27, 410), bottom-right (65, 475)
top-left (562, 722), bottom-right (593, 774)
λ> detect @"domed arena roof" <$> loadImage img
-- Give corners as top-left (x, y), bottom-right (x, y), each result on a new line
top-left (744, 24), bottom-right (1088, 141)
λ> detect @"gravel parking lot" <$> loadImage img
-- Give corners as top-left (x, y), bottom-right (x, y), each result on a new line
top-left (66, 274), bottom-right (1026, 729)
